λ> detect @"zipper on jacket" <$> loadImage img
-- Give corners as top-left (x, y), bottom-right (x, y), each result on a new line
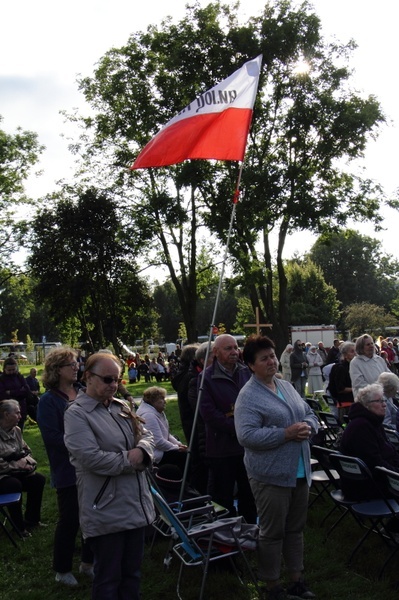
top-left (92, 475), bottom-right (111, 509)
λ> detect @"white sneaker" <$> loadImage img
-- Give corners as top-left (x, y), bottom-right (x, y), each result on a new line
top-left (55, 572), bottom-right (78, 587)
top-left (79, 563), bottom-right (94, 579)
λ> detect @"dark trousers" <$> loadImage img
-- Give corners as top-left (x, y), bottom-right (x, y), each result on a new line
top-left (208, 455), bottom-right (257, 524)
top-left (54, 485), bottom-right (93, 573)
top-left (157, 449), bottom-right (187, 474)
top-left (88, 528), bottom-right (145, 600)
top-left (0, 471), bottom-right (45, 531)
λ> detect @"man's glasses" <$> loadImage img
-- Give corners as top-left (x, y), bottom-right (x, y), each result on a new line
top-left (89, 371), bottom-right (121, 384)
top-left (60, 361), bottom-right (79, 369)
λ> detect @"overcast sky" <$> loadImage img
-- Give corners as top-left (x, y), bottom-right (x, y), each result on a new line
top-left (1, 0), bottom-right (398, 257)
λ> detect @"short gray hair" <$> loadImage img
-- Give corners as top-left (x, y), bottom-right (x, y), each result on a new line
top-left (355, 383), bottom-right (384, 405)
top-left (377, 372), bottom-right (399, 397)
top-left (195, 341), bottom-right (214, 363)
top-left (340, 341), bottom-right (355, 357)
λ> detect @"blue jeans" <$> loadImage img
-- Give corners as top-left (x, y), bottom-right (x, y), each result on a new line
top-left (88, 528), bottom-right (145, 600)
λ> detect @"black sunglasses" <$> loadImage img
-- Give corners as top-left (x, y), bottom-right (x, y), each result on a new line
top-left (89, 371), bottom-right (121, 384)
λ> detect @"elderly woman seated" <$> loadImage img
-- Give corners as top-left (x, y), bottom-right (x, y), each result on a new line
top-left (136, 386), bottom-right (187, 473)
top-left (0, 399), bottom-right (46, 536)
top-left (377, 372), bottom-right (399, 430)
top-left (340, 383), bottom-right (399, 501)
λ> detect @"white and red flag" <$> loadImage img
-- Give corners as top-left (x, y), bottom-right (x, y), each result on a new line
top-left (131, 55), bottom-right (262, 170)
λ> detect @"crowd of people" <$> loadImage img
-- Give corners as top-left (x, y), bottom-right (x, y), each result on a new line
top-left (2, 331), bottom-right (399, 599)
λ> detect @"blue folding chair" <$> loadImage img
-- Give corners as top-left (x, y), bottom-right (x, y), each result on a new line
top-left (150, 486), bottom-right (259, 600)
top-left (0, 493), bottom-right (23, 547)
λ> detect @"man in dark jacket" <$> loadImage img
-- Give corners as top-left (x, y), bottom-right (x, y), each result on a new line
top-left (199, 334), bottom-right (256, 523)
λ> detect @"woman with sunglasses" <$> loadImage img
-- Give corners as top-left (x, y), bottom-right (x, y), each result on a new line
top-left (37, 347), bottom-right (93, 587)
top-left (64, 352), bottom-right (155, 600)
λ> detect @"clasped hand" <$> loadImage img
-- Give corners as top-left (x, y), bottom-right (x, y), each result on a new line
top-left (13, 457), bottom-right (35, 471)
top-left (285, 421), bottom-right (312, 442)
top-left (127, 448), bottom-right (146, 471)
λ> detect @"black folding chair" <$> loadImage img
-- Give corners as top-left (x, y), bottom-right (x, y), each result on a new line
top-left (0, 492), bottom-right (23, 547)
top-left (311, 445), bottom-right (359, 538)
top-left (383, 426), bottom-right (399, 450)
top-left (329, 454), bottom-right (399, 570)
top-left (309, 446), bottom-right (340, 509)
top-left (374, 466), bottom-right (399, 577)
top-left (318, 412), bottom-right (344, 448)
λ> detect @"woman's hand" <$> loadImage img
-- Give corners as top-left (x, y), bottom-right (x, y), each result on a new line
top-left (285, 421), bottom-right (312, 442)
top-left (127, 448), bottom-right (146, 470)
top-left (13, 457), bottom-right (35, 471)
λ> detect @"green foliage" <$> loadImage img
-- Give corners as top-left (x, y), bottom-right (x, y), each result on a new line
top-left (177, 321), bottom-right (187, 341)
top-left (28, 187), bottom-right (157, 350)
top-left (25, 334), bottom-right (34, 352)
top-left (0, 116), bottom-right (44, 261)
top-left (233, 295), bottom-right (256, 332)
top-left (285, 259), bottom-right (341, 325)
top-left (309, 229), bottom-right (399, 310)
top-left (64, 0), bottom-right (393, 349)
top-left (342, 302), bottom-right (397, 338)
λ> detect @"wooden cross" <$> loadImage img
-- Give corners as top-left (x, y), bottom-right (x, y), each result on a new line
top-left (244, 307), bottom-right (273, 335)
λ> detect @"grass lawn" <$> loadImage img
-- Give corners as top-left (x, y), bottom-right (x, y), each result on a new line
top-left (2, 367), bottom-right (399, 598)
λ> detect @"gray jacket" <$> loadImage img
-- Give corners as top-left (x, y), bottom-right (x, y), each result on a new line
top-left (235, 376), bottom-right (319, 487)
top-left (64, 391), bottom-right (155, 539)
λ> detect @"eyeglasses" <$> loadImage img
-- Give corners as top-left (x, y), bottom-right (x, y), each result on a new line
top-left (60, 361), bottom-right (79, 369)
top-left (368, 399), bottom-right (387, 405)
top-left (89, 371), bottom-right (121, 384)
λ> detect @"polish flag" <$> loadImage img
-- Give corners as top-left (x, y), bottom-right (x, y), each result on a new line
top-left (131, 55), bottom-right (262, 170)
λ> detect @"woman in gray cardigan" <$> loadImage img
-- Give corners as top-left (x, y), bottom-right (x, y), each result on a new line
top-left (235, 335), bottom-right (319, 600)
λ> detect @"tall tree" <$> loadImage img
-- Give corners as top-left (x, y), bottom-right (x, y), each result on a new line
top-left (0, 116), bottom-right (44, 261)
top-left (342, 303), bottom-right (397, 339)
top-left (66, 0), bottom-right (395, 350)
top-left (284, 259), bottom-right (340, 326)
top-left (28, 187), bottom-right (157, 350)
top-left (309, 229), bottom-right (399, 310)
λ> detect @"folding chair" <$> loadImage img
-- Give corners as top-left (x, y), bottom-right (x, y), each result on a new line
top-left (310, 445), bottom-right (358, 538)
top-left (309, 446), bottom-right (340, 509)
top-left (150, 486), bottom-right (259, 600)
top-left (383, 426), bottom-right (399, 450)
top-left (329, 454), bottom-right (399, 570)
top-left (306, 398), bottom-right (323, 414)
top-left (318, 412), bottom-right (344, 448)
top-left (147, 468), bottom-right (228, 557)
top-left (0, 492), bottom-right (23, 548)
top-left (374, 466), bottom-right (399, 577)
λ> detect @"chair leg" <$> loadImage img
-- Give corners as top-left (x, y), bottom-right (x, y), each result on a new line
top-left (0, 508), bottom-right (20, 548)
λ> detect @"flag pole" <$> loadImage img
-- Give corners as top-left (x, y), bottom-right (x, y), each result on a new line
top-left (178, 163), bottom-right (245, 502)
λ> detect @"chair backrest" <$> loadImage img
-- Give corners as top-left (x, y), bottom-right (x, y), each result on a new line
top-left (383, 427), bottom-right (399, 449)
top-left (311, 445), bottom-right (340, 486)
top-left (150, 486), bottom-right (202, 560)
top-left (329, 454), bottom-right (372, 482)
top-left (330, 452), bottom-right (384, 495)
top-left (319, 411), bottom-right (343, 430)
top-left (375, 466), bottom-right (399, 499)
top-left (323, 394), bottom-right (337, 407)
top-left (306, 398), bottom-right (323, 413)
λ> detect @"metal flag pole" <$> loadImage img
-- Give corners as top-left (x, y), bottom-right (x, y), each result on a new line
top-left (178, 163), bottom-right (245, 502)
